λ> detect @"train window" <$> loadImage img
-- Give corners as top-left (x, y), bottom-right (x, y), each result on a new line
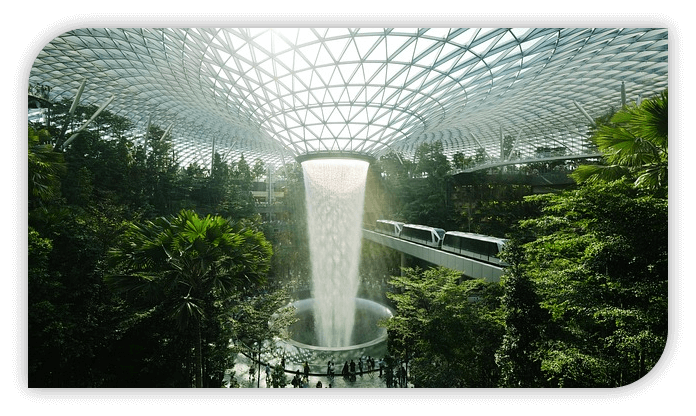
top-left (447, 234), bottom-right (462, 250)
top-left (404, 227), bottom-right (427, 241)
top-left (443, 232), bottom-right (505, 263)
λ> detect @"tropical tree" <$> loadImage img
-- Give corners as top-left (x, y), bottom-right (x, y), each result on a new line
top-left (107, 209), bottom-right (273, 387)
top-left (269, 363), bottom-right (289, 388)
top-left (229, 289), bottom-right (297, 387)
top-left (377, 151), bottom-right (413, 181)
top-left (495, 239), bottom-right (550, 387)
top-left (572, 89), bottom-right (668, 195)
top-left (379, 142), bottom-right (456, 229)
top-left (252, 158), bottom-right (266, 182)
top-left (516, 181), bottom-right (668, 386)
top-left (29, 123), bottom-right (130, 387)
top-left (28, 125), bottom-right (65, 210)
top-left (414, 141), bottom-right (450, 178)
top-left (226, 155), bottom-right (256, 219)
top-left (451, 151), bottom-right (473, 170)
top-left (384, 267), bottom-right (503, 387)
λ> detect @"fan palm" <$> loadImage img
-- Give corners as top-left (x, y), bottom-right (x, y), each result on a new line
top-left (572, 89), bottom-right (667, 194)
top-left (108, 209), bottom-right (272, 387)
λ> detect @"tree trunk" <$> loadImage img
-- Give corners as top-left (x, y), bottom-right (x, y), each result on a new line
top-left (195, 320), bottom-right (203, 388)
top-left (257, 346), bottom-right (262, 388)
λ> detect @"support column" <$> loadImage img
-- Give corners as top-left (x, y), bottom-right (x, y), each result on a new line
top-left (506, 128), bottom-right (524, 161)
top-left (400, 252), bottom-right (407, 277)
top-left (55, 78), bottom-right (87, 150)
top-left (573, 100), bottom-right (596, 127)
top-left (210, 137), bottom-right (216, 173)
top-left (61, 94), bottom-right (116, 149)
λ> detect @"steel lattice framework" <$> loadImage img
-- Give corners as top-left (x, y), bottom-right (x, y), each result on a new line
top-left (28, 27), bottom-right (668, 169)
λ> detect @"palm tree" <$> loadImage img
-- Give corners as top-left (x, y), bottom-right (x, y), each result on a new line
top-left (28, 125), bottom-right (65, 209)
top-left (572, 89), bottom-right (667, 194)
top-left (108, 209), bottom-right (272, 387)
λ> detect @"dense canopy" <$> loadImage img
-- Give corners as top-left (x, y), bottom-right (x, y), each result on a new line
top-left (29, 27), bottom-right (668, 168)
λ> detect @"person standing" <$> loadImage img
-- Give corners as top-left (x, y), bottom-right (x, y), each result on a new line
top-left (303, 361), bottom-right (310, 382)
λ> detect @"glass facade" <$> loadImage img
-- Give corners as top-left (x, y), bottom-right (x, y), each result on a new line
top-left (29, 28), bottom-right (668, 169)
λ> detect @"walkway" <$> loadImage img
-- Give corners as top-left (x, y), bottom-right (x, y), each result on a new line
top-left (226, 353), bottom-right (408, 389)
top-left (454, 153), bottom-right (603, 173)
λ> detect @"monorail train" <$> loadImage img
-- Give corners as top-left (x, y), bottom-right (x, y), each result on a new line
top-left (442, 231), bottom-right (507, 265)
top-left (375, 220), bottom-right (404, 237)
top-left (374, 220), bottom-right (507, 265)
top-left (398, 224), bottom-right (446, 248)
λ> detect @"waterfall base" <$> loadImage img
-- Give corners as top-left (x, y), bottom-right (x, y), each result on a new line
top-left (275, 298), bottom-right (392, 366)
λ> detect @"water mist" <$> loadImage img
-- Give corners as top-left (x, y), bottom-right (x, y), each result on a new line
top-left (302, 158), bottom-right (369, 347)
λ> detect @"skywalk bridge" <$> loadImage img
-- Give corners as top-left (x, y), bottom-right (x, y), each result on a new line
top-left (362, 229), bottom-right (505, 282)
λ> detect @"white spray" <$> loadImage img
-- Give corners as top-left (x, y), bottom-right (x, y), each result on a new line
top-left (302, 158), bottom-right (369, 347)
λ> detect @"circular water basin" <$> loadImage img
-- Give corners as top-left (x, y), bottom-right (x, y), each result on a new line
top-left (277, 298), bottom-right (392, 366)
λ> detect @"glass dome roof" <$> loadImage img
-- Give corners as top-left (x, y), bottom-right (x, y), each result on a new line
top-left (29, 27), bottom-right (668, 168)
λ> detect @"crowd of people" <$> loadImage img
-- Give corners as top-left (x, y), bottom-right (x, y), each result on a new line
top-left (291, 356), bottom-right (384, 388)
top-left (246, 353), bottom-right (409, 388)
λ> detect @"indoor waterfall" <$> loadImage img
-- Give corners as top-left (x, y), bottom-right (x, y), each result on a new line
top-left (302, 158), bottom-right (369, 347)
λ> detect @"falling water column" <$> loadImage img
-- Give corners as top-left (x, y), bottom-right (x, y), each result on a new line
top-left (302, 158), bottom-right (369, 348)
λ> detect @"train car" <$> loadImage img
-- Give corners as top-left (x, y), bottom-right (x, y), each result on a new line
top-left (399, 224), bottom-right (446, 248)
top-left (442, 231), bottom-right (507, 265)
top-left (375, 220), bottom-right (405, 237)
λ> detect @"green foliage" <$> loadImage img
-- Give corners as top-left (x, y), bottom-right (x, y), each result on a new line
top-left (27, 121), bottom-right (136, 386)
top-left (381, 176), bottom-right (667, 388)
top-left (28, 208), bottom-right (127, 387)
top-left (252, 158), bottom-right (266, 182)
top-left (28, 103), bottom-right (276, 387)
top-left (108, 209), bottom-right (272, 319)
top-left (230, 289), bottom-right (297, 349)
top-left (28, 125), bottom-right (65, 209)
top-left (229, 289), bottom-right (297, 387)
top-left (377, 141), bottom-right (457, 229)
top-left (414, 141), bottom-right (451, 178)
top-left (572, 89), bottom-right (667, 195)
top-left (514, 181), bottom-right (667, 386)
top-left (29, 82), bottom-right (669, 389)
top-left (269, 363), bottom-right (289, 388)
top-left (107, 209), bottom-right (273, 387)
top-left (384, 267), bottom-right (503, 387)
top-left (452, 151), bottom-right (473, 170)
top-left (495, 239), bottom-right (550, 387)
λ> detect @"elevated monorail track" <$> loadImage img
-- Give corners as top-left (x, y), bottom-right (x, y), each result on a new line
top-left (362, 229), bottom-right (504, 282)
